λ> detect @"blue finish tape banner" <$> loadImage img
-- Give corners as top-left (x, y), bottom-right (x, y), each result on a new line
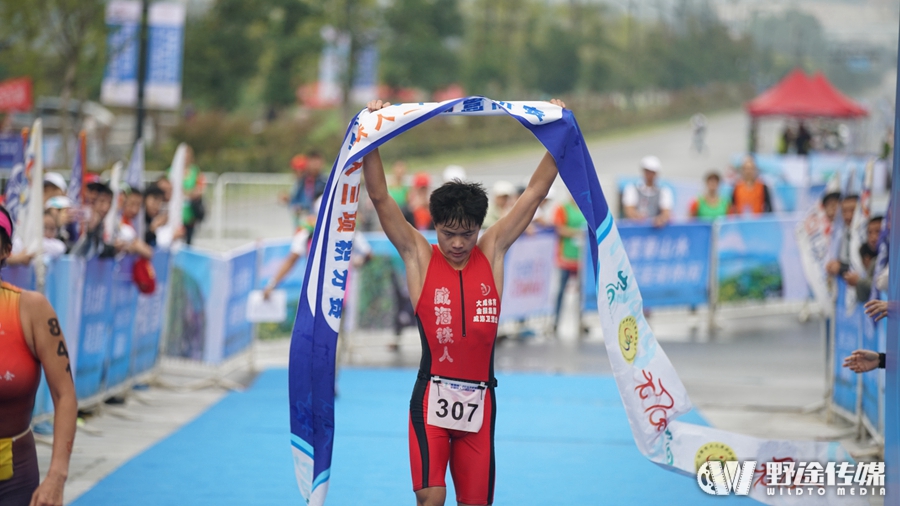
top-left (106, 255), bottom-right (139, 388)
top-left (583, 222), bottom-right (711, 310)
top-left (293, 98), bottom-right (860, 505)
top-left (75, 259), bottom-right (115, 399)
top-left (132, 250), bottom-right (171, 376)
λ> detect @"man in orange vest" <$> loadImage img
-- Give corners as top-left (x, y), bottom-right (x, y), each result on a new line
top-left (730, 155), bottom-right (772, 215)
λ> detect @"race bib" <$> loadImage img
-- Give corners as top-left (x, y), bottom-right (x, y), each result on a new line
top-left (426, 376), bottom-right (487, 433)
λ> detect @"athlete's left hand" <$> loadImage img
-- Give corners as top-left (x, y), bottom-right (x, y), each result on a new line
top-left (30, 472), bottom-right (65, 506)
top-left (550, 98), bottom-right (566, 109)
top-left (367, 99), bottom-right (391, 112)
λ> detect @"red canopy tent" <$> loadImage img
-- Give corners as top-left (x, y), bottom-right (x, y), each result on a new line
top-left (745, 68), bottom-right (867, 118)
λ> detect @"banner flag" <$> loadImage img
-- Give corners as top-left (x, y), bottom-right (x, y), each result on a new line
top-left (68, 131), bottom-right (86, 207)
top-left (125, 139), bottom-right (145, 238)
top-left (19, 119), bottom-right (44, 286)
top-left (155, 143), bottom-right (186, 247)
top-left (290, 97), bottom-right (861, 505)
top-left (4, 130), bottom-right (26, 224)
top-left (103, 161), bottom-right (123, 243)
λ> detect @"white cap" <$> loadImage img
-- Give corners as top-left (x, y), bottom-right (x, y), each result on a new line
top-left (443, 165), bottom-right (467, 183)
top-left (43, 172), bottom-right (68, 192)
top-left (492, 180), bottom-right (516, 197)
top-left (640, 155), bottom-right (661, 173)
top-left (44, 196), bottom-right (73, 209)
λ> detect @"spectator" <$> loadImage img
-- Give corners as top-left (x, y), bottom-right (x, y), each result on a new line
top-left (552, 193), bottom-right (587, 334)
top-left (483, 181), bottom-right (515, 228)
top-left (408, 172), bottom-right (433, 231)
top-left (622, 155), bottom-right (673, 227)
top-left (287, 150), bottom-right (328, 227)
top-left (71, 183), bottom-right (116, 259)
top-left (796, 121), bottom-right (812, 155)
top-left (845, 216), bottom-right (883, 301)
top-left (821, 191), bottom-right (841, 235)
top-left (121, 188), bottom-right (143, 228)
top-left (143, 184), bottom-right (167, 248)
top-left (181, 146), bottom-right (206, 245)
top-left (730, 156), bottom-right (772, 215)
top-left (40, 210), bottom-right (67, 262)
top-left (44, 196), bottom-right (74, 249)
top-left (442, 165), bottom-right (467, 184)
top-left (689, 171), bottom-right (729, 220)
top-left (388, 160), bottom-right (410, 208)
top-left (42, 173), bottom-right (67, 203)
top-left (825, 194), bottom-right (859, 278)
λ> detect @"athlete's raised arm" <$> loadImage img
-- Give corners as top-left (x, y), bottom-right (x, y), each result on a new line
top-left (481, 99), bottom-right (564, 264)
top-left (362, 100), bottom-right (432, 300)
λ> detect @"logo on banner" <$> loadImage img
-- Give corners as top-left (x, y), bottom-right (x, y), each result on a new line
top-left (694, 442), bottom-right (737, 472)
top-left (605, 270), bottom-right (629, 308)
top-left (697, 460), bottom-right (757, 496)
top-left (618, 316), bottom-right (638, 364)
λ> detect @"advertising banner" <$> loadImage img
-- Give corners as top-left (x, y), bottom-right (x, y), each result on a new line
top-left (101, 1), bottom-right (184, 109)
top-left (75, 259), bottom-right (114, 399)
top-left (499, 230), bottom-right (556, 322)
top-left (132, 250), bottom-right (171, 376)
top-left (105, 256), bottom-right (139, 388)
top-left (717, 216), bottom-right (808, 303)
top-left (584, 222), bottom-right (711, 310)
top-left (832, 280), bottom-right (862, 416)
top-left (222, 248), bottom-right (257, 360)
top-left (0, 77), bottom-right (33, 112)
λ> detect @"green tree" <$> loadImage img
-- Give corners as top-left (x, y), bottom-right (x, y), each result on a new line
top-left (381, 0), bottom-right (463, 92)
top-left (182, 0), bottom-right (267, 110)
top-left (0, 0), bottom-right (106, 166)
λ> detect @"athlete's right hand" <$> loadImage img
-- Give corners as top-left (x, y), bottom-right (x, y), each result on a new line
top-left (367, 99), bottom-right (391, 112)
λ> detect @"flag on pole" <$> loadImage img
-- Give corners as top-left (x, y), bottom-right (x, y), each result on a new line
top-left (155, 143), bottom-right (186, 248)
top-left (103, 161), bottom-right (123, 243)
top-left (68, 131), bottom-right (86, 206)
top-left (124, 139), bottom-right (145, 239)
top-left (4, 129), bottom-right (28, 226)
top-left (290, 97), bottom-right (862, 505)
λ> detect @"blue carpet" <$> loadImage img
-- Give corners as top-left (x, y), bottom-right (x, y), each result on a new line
top-left (72, 368), bottom-right (759, 505)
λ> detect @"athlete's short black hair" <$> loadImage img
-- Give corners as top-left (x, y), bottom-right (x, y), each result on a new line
top-left (842, 193), bottom-right (859, 202)
top-left (429, 179), bottom-right (489, 229)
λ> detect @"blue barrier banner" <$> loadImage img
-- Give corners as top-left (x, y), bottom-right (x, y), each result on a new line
top-left (131, 250), bottom-right (171, 376)
top-left (75, 259), bottom-right (115, 399)
top-left (583, 222), bottom-right (711, 309)
top-left (166, 248), bottom-right (214, 361)
top-left (258, 240), bottom-right (306, 303)
top-left (717, 216), bottom-right (807, 302)
top-left (861, 311), bottom-right (883, 433)
top-left (4, 264), bottom-right (35, 291)
top-left (223, 249), bottom-right (256, 359)
top-left (833, 280), bottom-right (861, 415)
top-left (105, 256), bottom-right (139, 389)
top-left (0, 133), bottom-right (23, 170)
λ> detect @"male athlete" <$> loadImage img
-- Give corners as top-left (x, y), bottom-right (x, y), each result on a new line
top-left (362, 98), bottom-right (565, 506)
